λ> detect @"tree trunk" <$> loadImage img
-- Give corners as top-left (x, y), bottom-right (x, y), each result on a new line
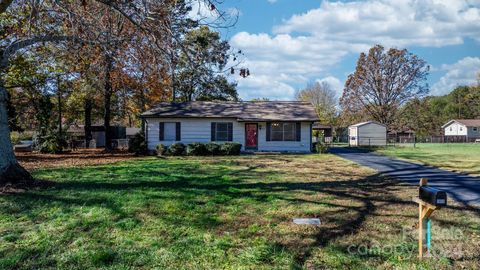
top-left (84, 97), bottom-right (92, 148)
top-left (57, 78), bottom-right (62, 138)
top-left (0, 79), bottom-right (33, 186)
top-left (104, 55), bottom-right (113, 151)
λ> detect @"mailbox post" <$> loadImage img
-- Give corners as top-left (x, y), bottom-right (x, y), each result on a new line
top-left (413, 178), bottom-right (447, 258)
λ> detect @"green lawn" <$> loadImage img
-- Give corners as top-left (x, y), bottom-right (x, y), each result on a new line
top-left (1, 155), bottom-right (479, 269)
top-left (377, 143), bottom-right (480, 176)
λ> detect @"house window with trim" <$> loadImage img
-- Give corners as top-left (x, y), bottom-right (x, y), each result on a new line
top-left (267, 122), bottom-right (300, 141)
top-left (159, 122), bottom-right (181, 141)
top-left (474, 127), bottom-right (478, 132)
top-left (211, 122), bottom-right (233, 141)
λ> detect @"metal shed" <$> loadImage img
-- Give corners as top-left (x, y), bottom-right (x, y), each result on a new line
top-left (349, 121), bottom-right (387, 146)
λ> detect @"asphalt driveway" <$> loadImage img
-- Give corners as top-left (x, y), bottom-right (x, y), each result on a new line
top-left (330, 147), bottom-right (480, 207)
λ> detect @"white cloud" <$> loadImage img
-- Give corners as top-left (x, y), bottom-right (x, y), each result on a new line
top-left (267, 0), bottom-right (277, 3)
top-left (237, 75), bottom-right (296, 101)
top-left (274, 0), bottom-right (480, 47)
top-left (230, 0), bottom-right (480, 100)
top-left (316, 76), bottom-right (344, 99)
top-left (431, 57), bottom-right (480, 95)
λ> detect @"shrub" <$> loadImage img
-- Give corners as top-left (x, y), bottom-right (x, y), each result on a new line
top-left (168, 143), bottom-right (185, 156)
top-left (38, 133), bottom-right (67, 154)
top-left (128, 132), bottom-right (147, 155)
top-left (205, 142), bottom-right (221, 155)
top-left (156, 144), bottom-right (168, 156)
top-left (186, 142), bottom-right (207, 156)
top-left (315, 142), bottom-right (329, 154)
top-left (220, 142), bottom-right (242, 155)
top-left (10, 132), bottom-right (21, 145)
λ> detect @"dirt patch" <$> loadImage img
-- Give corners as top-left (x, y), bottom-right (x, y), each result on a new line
top-left (16, 149), bottom-right (140, 171)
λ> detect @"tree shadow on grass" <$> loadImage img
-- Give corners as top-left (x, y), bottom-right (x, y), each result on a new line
top-left (2, 159), bottom-right (478, 268)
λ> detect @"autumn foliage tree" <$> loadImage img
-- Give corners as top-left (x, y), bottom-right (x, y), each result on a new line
top-left (0, 0), bottom-right (239, 185)
top-left (340, 45), bottom-right (429, 128)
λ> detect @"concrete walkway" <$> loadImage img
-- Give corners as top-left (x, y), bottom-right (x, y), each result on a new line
top-left (330, 147), bottom-right (480, 207)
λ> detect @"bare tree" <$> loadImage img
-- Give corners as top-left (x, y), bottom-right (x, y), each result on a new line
top-left (340, 45), bottom-right (429, 128)
top-left (296, 81), bottom-right (337, 125)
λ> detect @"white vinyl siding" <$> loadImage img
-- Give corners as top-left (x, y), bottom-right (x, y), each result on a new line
top-left (147, 118), bottom-right (242, 149)
top-left (444, 122), bottom-right (468, 136)
top-left (145, 118), bottom-right (312, 152)
top-left (258, 122), bottom-right (310, 152)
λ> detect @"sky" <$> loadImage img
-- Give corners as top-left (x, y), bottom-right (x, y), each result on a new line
top-left (198, 0), bottom-right (480, 101)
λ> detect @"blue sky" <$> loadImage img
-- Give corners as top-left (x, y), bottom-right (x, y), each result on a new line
top-left (198, 0), bottom-right (480, 100)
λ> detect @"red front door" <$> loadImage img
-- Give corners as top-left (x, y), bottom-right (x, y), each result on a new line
top-left (245, 123), bottom-right (258, 149)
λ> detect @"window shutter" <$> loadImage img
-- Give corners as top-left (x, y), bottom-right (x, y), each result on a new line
top-left (296, 122), bottom-right (301, 141)
top-left (266, 122), bottom-right (271, 141)
top-left (227, 123), bottom-right (233, 141)
top-left (175, 122), bottom-right (181, 141)
top-left (211, 122), bottom-right (216, 141)
top-left (159, 122), bottom-right (164, 141)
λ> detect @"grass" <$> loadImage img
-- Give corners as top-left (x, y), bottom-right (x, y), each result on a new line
top-left (1, 154), bottom-right (479, 269)
top-left (376, 143), bottom-right (480, 176)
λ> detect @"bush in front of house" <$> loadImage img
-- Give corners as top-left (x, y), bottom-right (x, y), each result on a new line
top-left (156, 144), bottom-right (168, 156)
top-left (168, 143), bottom-right (186, 156)
top-left (205, 142), bottom-right (221, 155)
top-left (186, 142), bottom-right (207, 156)
top-left (315, 142), bottom-right (329, 154)
top-left (220, 142), bottom-right (242, 155)
top-left (128, 132), bottom-right (148, 155)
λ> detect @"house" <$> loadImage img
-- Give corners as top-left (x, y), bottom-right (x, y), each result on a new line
top-left (126, 127), bottom-right (141, 139)
top-left (140, 101), bottom-right (319, 152)
top-left (348, 121), bottom-right (387, 146)
top-left (66, 122), bottom-right (128, 148)
top-left (442, 119), bottom-right (480, 142)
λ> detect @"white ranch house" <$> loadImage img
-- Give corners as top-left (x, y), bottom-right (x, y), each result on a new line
top-left (140, 101), bottom-right (319, 152)
top-left (348, 121), bottom-right (387, 147)
top-left (442, 119), bottom-right (480, 141)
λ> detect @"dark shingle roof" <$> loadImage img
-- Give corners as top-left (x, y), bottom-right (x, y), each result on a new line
top-left (141, 101), bottom-right (319, 122)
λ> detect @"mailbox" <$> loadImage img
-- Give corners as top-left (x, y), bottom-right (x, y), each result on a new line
top-left (419, 186), bottom-right (447, 206)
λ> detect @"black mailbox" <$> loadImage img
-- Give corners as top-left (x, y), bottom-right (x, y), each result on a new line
top-left (419, 186), bottom-right (447, 206)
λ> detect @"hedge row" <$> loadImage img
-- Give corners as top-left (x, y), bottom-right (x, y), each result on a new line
top-left (156, 142), bottom-right (242, 156)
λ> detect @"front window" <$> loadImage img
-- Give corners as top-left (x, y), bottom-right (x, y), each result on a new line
top-left (164, 122), bottom-right (177, 141)
top-left (271, 122), bottom-right (296, 141)
top-left (215, 123), bottom-right (229, 141)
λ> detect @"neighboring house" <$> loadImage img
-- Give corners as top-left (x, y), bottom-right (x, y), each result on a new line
top-left (140, 101), bottom-right (319, 152)
top-left (126, 127), bottom-right (141, 139)
top-left (442, 119), bottom-right (480, 141)
top-left (66, 122), bottom-right (128, 148)
top-left (349, 121), bottom-right (387, 146)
